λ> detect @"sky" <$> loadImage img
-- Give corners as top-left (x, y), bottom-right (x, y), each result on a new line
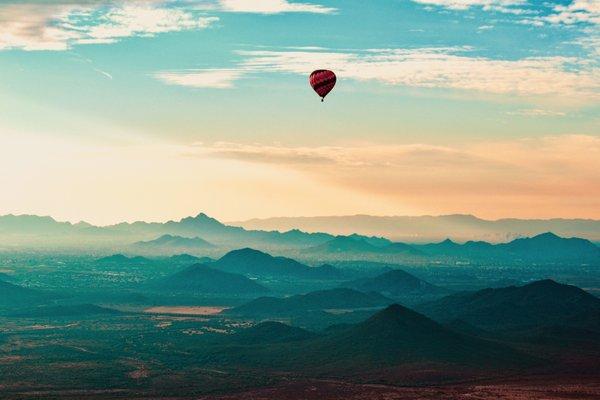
top-left (0, 0), bottom-right (599, 225)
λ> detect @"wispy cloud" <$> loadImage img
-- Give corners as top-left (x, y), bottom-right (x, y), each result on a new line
top-left (538, 0), bottom-right (600, 25)
top-left (409, 0), bottom-right (527, 14)
top-left (216, 0), bottom-right (336, 14)
top-left (507, 108), bottom-right (567, 117)
top-left (0, 2), bottom-right (219, 51)
top-left (155, 48), bottom-right (600, 101)
top-left (155, 69), bottom-right (243, 88)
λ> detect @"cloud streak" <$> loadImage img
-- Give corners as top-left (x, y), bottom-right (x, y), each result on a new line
top-left (155, 69), bottom-right (243, 88)
top-left (410, 0), bottom-right (527, 13)
top-left (216, 0), bottom-right (336, 14)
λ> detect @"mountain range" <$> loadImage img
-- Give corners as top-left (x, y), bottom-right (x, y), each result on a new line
top-left (233, 214), bottom-right (600, 242)
top-left (1, 213), bottom-right (598, 264)
top-left (0, 212), bottom-right (334, 250)
top-left (211, 304), bottom-right (532, 377)
top-left (315, 232), bottom-right (600, 263)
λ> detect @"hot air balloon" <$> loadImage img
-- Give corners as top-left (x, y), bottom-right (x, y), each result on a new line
top-left (309, 69), bottom-right (336, 102)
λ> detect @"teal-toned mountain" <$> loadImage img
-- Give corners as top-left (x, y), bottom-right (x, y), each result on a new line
top-left (308, 235), bottom-right (422, 256)
top-left (341, 269), bottom-right (449, 304)
top-left (212, 304), bottom-right (532, 374)
top-left (413, 232), bottom-right (600, 263)
top-left (231, 321), bottom-right (317, 345)
top-left (155, 263), bottom-right (269, 295)
top-left (417, 279), bottom-right (600, 331)
top-left (211, 248), bottom-right (343, 280)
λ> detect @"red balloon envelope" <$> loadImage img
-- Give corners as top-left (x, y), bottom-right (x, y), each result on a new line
top-left (309, 70), bottom-right (336, 101)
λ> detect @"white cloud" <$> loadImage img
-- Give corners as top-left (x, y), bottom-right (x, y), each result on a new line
top-left (0, 2), bottom-right (219, 51)
top-left (410, 0), bottom-right (526, 13)
top-left (0, 0), bottom-right (335, 51)
top-left (544, 0), bottom-right (600, 25)
top-left (83, 4), bottom-right (218, 43)
top-left (522, 0), bottom-right (600, 26)
top-left (155, 69), bottom-right (243, 88)
top-left (217, 0), bottom-right (336, 14)
top-left (507, 109), bottom-right (567, 117)
top-left (160, 48), bottom-right (599, 100)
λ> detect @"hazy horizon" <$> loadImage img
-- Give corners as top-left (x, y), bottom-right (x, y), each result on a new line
top-left (2, 209), bottom-right (600, 228)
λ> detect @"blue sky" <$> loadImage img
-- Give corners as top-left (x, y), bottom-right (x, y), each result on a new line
top-left (0, 0), bottom-right (598, 224)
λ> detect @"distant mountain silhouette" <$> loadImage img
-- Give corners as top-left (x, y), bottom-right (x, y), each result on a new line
top-left (308, 235), bottom-right (422, 256)
top-left (233, 214), bottom-right (600, 242)
top-left (9, 304), bottom-right (122, 318)
top-left (3, 212), bottom-right (599, 263)
top-left (341, 269), bottom-right (449, 304)
top-left (413, 232), bottom-right (600, 262)
top-left (211, 248), bottom-right (342, 279)
top-left (0, 214), bottom-right (76, 234)
top-left (417, 279), bottom-right (600, 331)
top-left (231, 321), bottom-right (317, 345)
top-left (96, 254), bottom-right (152, 264)
top-left (497, 232), bottom-right (600, 261)
top-left (133, 234), bottom-right (214, 250)
top-left (112, 212), bottom-right (335, 248)
top-left (347, 233), bottom-right (393, 247)
top-left (156, 263), bottom-right (269, 295)
top-left (0, 212), bottom-right (335, 250)
top-left (226, 288), bottom-right (393, 318)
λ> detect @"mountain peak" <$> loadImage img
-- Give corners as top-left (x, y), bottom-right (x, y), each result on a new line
top-left (178, 212), bottom-right (224, 227)
top-left (533, 232), bottom-right (560, 240)
top-left (526, 278), bottom-right (561, 288)
top-left (368, 303), bottom-right (429, 324)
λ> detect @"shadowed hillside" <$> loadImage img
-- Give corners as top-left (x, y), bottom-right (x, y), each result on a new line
top-left (155, 263), bottom-right (270, 295)
top-left (418, 279), bottom-right (600, 331)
